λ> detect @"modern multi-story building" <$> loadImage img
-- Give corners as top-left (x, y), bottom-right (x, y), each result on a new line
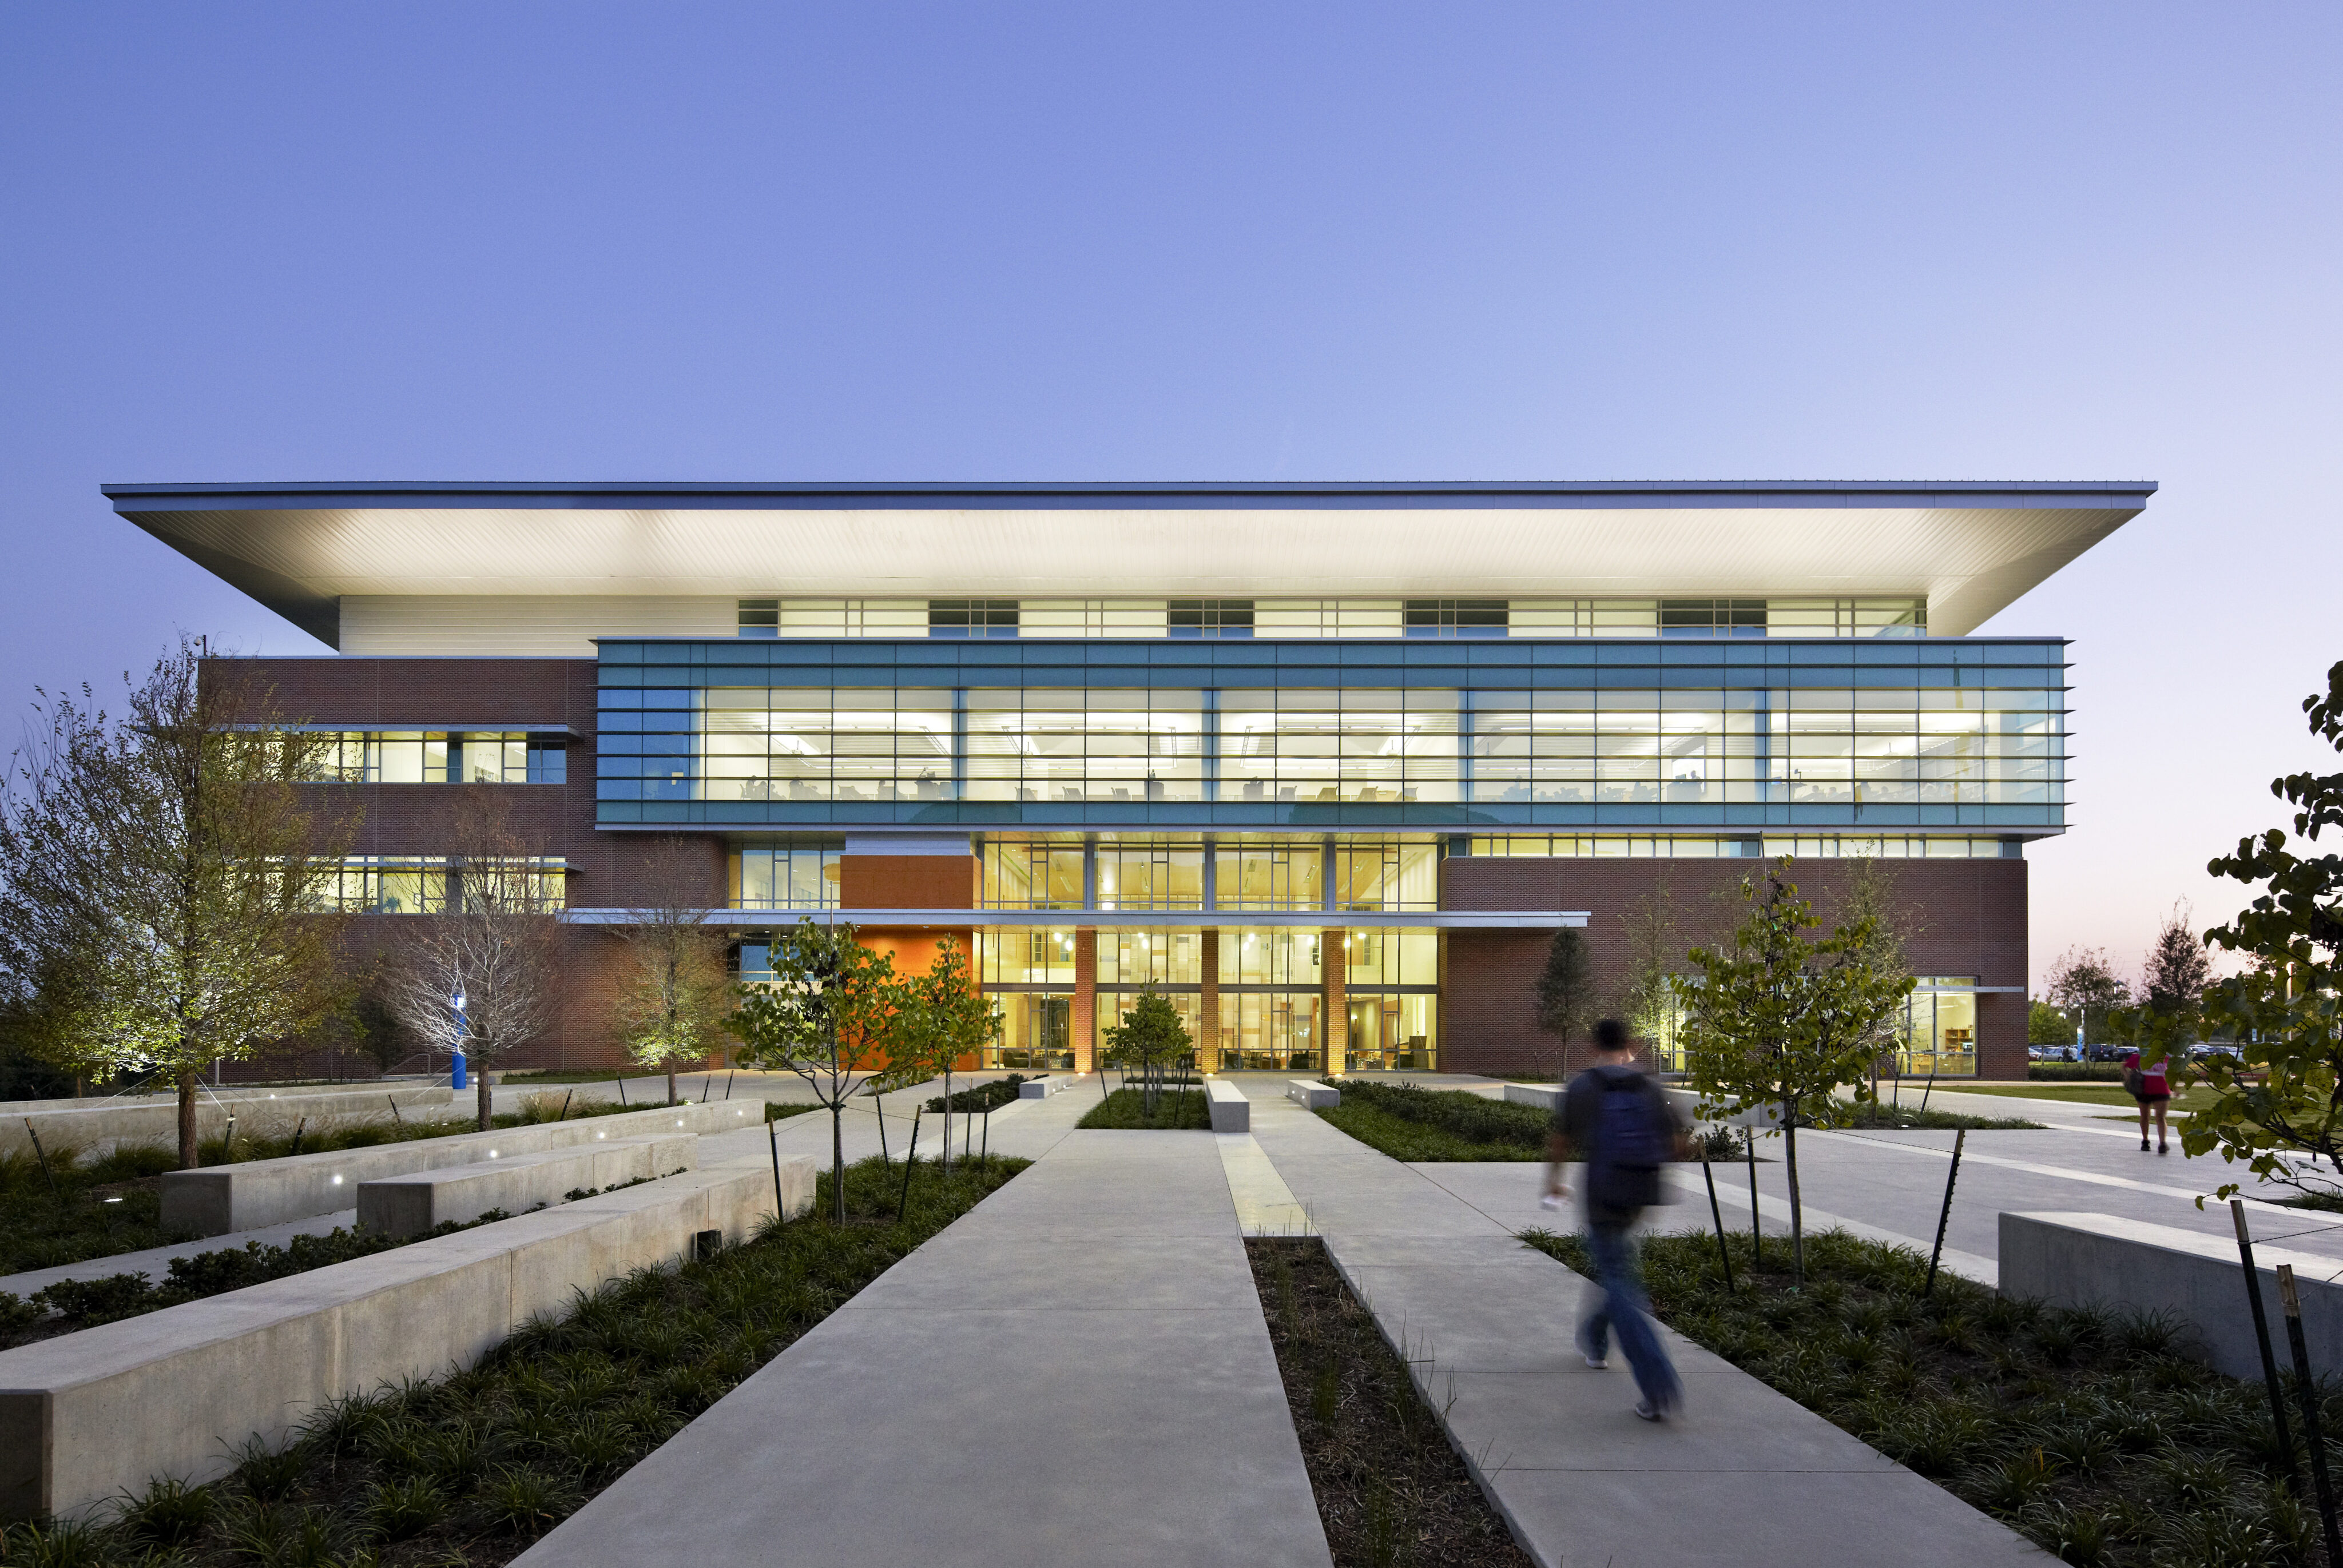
top-left (107, 480), bottom-right (2150, 1081)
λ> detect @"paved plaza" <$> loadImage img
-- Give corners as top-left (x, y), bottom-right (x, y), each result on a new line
top-left (26, 1070), bottom-right (2324, 1563)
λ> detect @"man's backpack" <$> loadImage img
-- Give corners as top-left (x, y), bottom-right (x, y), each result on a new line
top-left (1590, 1074), bottom-right (1674, 1213)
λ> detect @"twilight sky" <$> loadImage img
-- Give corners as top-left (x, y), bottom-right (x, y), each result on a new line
top-left (2, 3), bottom-right (2337, 993)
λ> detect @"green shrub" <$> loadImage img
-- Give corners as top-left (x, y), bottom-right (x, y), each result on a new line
top-left (1077, 1087), bottom-right (1210, 1129)
top-left (927, 1074), bottom-right (1034, 1115)
top-left (1325, 1078), bottom-right (1549, 1149)
top-left (2028, 1063), bottom-right (2124, 1081)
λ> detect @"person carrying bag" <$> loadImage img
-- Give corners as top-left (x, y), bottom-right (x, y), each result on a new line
top-left (1543, 1017), bottom-right (1686, 1420)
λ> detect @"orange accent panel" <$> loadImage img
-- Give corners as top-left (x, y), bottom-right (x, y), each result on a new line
top-left (840, 855), bottom-right (979, 910)
top-left (853, 927), bottom-right (980, 1071)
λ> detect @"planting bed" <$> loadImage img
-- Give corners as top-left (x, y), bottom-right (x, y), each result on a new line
top-left (1249, 1237), bottom-right (1534, 1567)
top-left (0, 1097), bottom-right (657, 1276)
top-left (1075, 1087), bottom-right (1212, 1129)
top-left (0, 1152), bottom-right (1028, 1565)
top-left (1317, 1079), bottom-right (1547, 1161)
top-left (1521, 1226), bottom-right (2326, 1567)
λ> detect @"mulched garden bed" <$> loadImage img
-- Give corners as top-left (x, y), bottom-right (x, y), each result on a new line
top-left (1075, 1085), bottom-right (1212, 1129)
top-left (1249, 1236), bottom-right (1535, 1568)
top-left (1522, 1225), bottom-right (2328, 1567)
top-left (1, 1153), bottom-right (1028, 1567)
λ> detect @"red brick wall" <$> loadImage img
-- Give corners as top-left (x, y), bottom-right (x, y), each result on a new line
top-left (840, 855), bottom-right (979, 910)
top-left (1438, 856), bottom-right (2028, 1080)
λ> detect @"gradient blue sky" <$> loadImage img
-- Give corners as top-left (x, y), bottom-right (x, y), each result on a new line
top-left (3, 3), bottom-right (2338, 991)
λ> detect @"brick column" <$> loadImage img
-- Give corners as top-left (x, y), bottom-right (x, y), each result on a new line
top-left (1323, 926), bottom-right (1347, 1074)
top-left (1199, 928), bottom-right (1220, 1072)
top-left (1073, 928), bottom-right (1098, 1073)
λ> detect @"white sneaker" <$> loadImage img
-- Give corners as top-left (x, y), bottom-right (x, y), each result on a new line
top-left (1634, 1400), bottom-right (1665, 1422)
top-left (1584, 1353), bottom-right (1608, 1370)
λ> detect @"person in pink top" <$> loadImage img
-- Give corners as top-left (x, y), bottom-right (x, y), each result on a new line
top-left (2122, 1048), bottom-right (2172, 1154)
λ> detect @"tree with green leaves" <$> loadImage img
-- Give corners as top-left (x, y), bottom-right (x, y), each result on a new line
top-left (1532, 925), bottom-right (1595, 1073)
top-left (2029, 997), bottom-right (2075, 1048)
top-left (884, 936), bottom-right (1000, 1175)
top-left (2046, 945), bottom-right (2131, 1052)
top-left (613, 896), bottom-right (733, 1107)
top-left (1681, 863), bottom-right (1915, 1283)
top-left (2141, 903), bottom-right (2211, 1019)
top-left (1102, 985), bottom-right (1191, 1120)
top-left (2180, 660), bottom-right (2343, 1204)
top-left (0, 642), bottom-right (355, 1167)
top-left (725, 918), bottom-right (900, 1221)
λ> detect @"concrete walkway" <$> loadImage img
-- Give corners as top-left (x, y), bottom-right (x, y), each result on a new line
top-left (515, 1109), bottom-right (1332, 1568)
top-left (1233, 1080), bottom-right (2050, 1568)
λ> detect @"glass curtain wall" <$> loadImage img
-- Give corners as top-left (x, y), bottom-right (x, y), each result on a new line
top-left (616, 682), bottom-right (2063, 813)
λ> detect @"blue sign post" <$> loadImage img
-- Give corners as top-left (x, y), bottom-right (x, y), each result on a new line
top-left (451, 988), bottom-right (469, 1091)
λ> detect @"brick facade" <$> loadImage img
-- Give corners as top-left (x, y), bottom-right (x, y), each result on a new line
top-left (215, 655), bottom-right (2037, 1085)
top-left (1438, 856), bottom-right (2028, 1080)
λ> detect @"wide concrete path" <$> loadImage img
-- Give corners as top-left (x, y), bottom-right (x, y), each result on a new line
top-left (1233, 1080), bottom-right (2049, 1568)
top-left (515, 1106), bottom-right (1332, 1568)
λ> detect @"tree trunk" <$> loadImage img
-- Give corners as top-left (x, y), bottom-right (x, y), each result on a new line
top-left (476, 1070), bottom-right (493, 1131)
top-left (667, 1067), bottom-right (677, 1107)
top-left (942, 1068), bottom-right (955, 1178)
top-left (1783, 1103), bottom-right (1805, 1286)
top-left (831, 1103), bottom-right (847, 1223)
top-left (177, 1066), bottom-right (199, 1170)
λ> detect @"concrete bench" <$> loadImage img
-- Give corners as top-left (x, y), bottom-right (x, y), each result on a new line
top-left (1015, 1076), bottom-right (1062, 1100)
top-left (0, 1152), bottom-right (818, 1522)
top-left (1287, 1080), bottom-right (1339, 1110)
top-left (358, 1133), bottom-right (697, 1237)
top-left (160, 1099), bottom-right (765, 1237)
top-left (1205, 1078), bottom-right (1250, 1133)
top-left (0, 1085), bottom-right (455, 1160)
top-left (1502, 1083), bottom-right (1561, 1112)
top-left (2000, 1210), bottom-right (2343, 1382)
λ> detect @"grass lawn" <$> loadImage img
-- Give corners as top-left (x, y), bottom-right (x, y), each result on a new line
top-left (1520, 1227), bottom-right (2315, 1566)
top-left (1928, 1083), bottom-right (2218, 1111)
top-left (2, 1153), bottom-right (1028, 1567)
top-left (1075, 1086), bottom-right (1212, 1129)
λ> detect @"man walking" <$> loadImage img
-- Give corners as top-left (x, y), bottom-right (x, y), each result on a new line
top-left (1543, 1017), bottom-right (1685, 1420)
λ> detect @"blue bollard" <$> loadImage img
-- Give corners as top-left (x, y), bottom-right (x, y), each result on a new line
top-left (451, 1047), bottom-right (468, 1091)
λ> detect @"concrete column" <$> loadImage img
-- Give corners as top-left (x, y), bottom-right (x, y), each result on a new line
top-left (1199, 928), bottom-right (1220, 1072)
top-left (1073, 928), bottom-right (1098, 1073)
top-left (1323, 926), bottom-right (1348, 1074)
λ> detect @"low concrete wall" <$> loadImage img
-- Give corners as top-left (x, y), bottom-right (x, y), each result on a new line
top-left (0, 1087), bottom-right (456, 1160)
top-left (1015, 1076), bottom-right (1070, 1100)
top-left (1288, 1080), bottom-right (1339, 1110)
top-left (358, 1134), bottom-right (698, 1237)
top-left (1205, 1079), bottom-right (1250, 1133)
top-left (160, 1099), bottom-right (765, 1236)
top-left (0, 1152), bottom-right (819, 1522)
top-left (1503, 1083), bottom-right (1560, 1112)
top-left (1999, 1211), bottom-right (2343, 1382)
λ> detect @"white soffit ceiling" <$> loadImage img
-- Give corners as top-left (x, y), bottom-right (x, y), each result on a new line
top-left (107, 485), bottom-right (2150, 645)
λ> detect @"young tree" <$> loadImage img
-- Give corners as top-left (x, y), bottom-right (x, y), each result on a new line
top-left (2046, 945), bottom-right (2131, 1050)
top-left (2182, 660), bottom-right (2343, 1203)
top-left (381, 794), bottom-right (563, 1130)
top-left (2141, 902), bottom-right (2212, 1018)
top-left (1101, 986), bottom-right (1192, 1120)
top-left (613, 900), bottom-right (733, 1106)
top-left (725, 918), bottom-right (900, 1221)
top-left (1531, 925), bottom-right (1595, 1074)
top-left (888, 936), bottom-right (1002, 1173)
top-left (0, 643), bottom-right (354, 1167)
top-left (1681, 863), bottom-right (1915, 1283)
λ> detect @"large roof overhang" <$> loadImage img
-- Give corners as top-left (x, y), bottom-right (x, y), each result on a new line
top-left (103, 480), bottom-right (2153, 649)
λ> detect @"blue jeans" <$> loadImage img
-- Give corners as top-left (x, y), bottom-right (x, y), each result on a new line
top-left (1578, 1221), bottom-right (1683, 1413)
